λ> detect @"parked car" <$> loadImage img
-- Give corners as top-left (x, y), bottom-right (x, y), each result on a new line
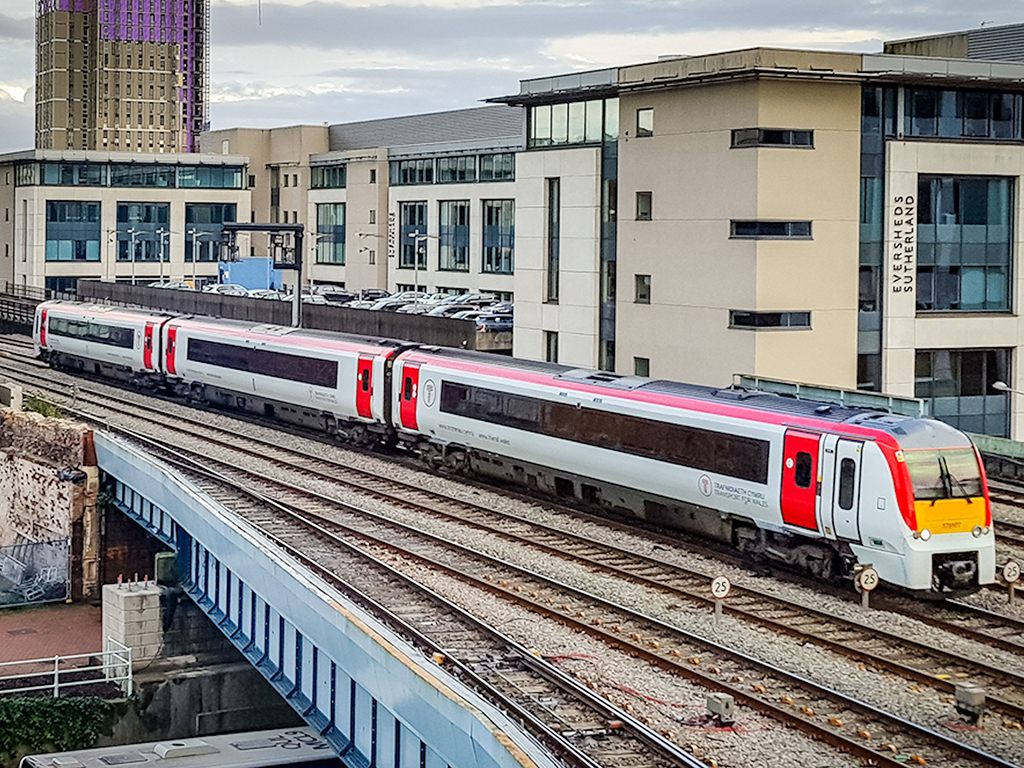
top-left (389, 291), bottom-right (430, 302)
top-left (358, 288), bottom-right (390, 301)
top-left (450, 309), bottom-right (488, 321)
top-left (426, 303), bottom-right (472, 317)
top-left (202, 283), bottom-right (248, 296)
top-left (488, 302), bottom-right (514, 315)
top-left (347, 300), bottom-right (376, 309)
top-left (369, 298), bottom-right (414, 312)
top-left (422, 293), bottom-right (453, 304)
top-left (319, 290), bottom-right (358, 305)
top-left (247, 289), bottom-right (285, 299)
top-left (148, 280), bottom-right (195, 291)
top-left (476, 314), bottom-right (513, 332)
top-left (395, 302), bottom-right (435, 315)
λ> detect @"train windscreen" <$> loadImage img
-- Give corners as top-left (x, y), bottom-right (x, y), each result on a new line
top-left (903, 448), bottom-right (984, 501)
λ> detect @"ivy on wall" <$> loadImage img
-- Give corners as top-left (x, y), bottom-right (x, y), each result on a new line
top-left (0, 697), bottom-right (123, 762)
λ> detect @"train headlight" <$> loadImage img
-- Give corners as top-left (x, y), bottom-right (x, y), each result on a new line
top-left (983, 526), bottom-right (990, 535)
top-left (973, 525), bottom-right (983, 538)
top-left (919, 528), bottom-right (932, 541)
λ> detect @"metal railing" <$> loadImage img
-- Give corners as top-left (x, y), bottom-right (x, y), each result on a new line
top-left (0, 638), bottom-right (133, 698)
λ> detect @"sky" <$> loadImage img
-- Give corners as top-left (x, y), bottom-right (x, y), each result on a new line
top-left (0, 1), bottom-right (1020, 154)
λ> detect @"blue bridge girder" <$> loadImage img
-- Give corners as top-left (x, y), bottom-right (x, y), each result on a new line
top-left (95, 432), bottom-right (558, 768)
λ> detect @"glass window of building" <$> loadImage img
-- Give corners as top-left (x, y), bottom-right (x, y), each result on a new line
top-left (399, 201), bottom-right (428, 269)
top-left (479, 154), bottom-right (515, 182)
top-left (116, 202), bottom-right (169, 261)
top-left (731, 128), bottom-right (813, 148)
top-left (391, 159), bottom-right (433, 185)
top-left (636, 191), bottom-right (652, 221)
top-left (545, 331), bottom-right (558, 363)
top-left (635, 274), bottom-right (651, 303)
top-left (634, 357), bottom-right (650, 377)
top-left (482, 200), bottom-right (514, 274)
top-left (311, 166), bottom-right (346, 189)
top-left (917, 175), bottom-right (1013, 312)
top-left (437, 157), bottom-right (476, 184)
top-left (636, 108), bottom-right (654, 137)
top-left (529, 97), bottom-right (619, 149)
top-left (438, 201), bottom-right (470, 271)
top-left (730, 220), bottom-right (812, 239)
top-left (315, 203), bottom-right (346, 265)
top-left (729, 311), bottom-right (811, 329)
top-left (906, 88), bottom-right (1023, 141)
top-left (45, 202), bottom-right (101, 262)
top-left (41, 163), bottom-right (108, 186)
top-left (915, 348), bottom-right (1010, 436)
top-left (185, 203), bottom-right (237, 262)
top-left (546, 179), bottom-right (560, 301)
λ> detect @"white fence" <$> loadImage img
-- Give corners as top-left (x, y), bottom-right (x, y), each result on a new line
top-left (0, 638), bottom-right (133, 698)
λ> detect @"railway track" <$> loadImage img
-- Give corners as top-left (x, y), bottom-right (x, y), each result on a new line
top-left (108, 427), bottom-right (1014, 768)
top-left (2, 339), bottom-right (1024, 635)
top-left (137, 436), bottom-right (701, 768)
top-left (3, 335), bottom-right (1024, 765)
top-left (3, 346), bottom-right (1024, 660)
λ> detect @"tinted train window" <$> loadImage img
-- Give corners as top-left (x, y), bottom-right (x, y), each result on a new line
top-left (838, 458), bottom-right (856, 510)
top-left (794, 452), bottom-right (812, 488)
top-left (187, 338), bottom-right (337, 388)
top-left (403, 376), bottom-right (413, 400)
top-left (360, 369), bottom-right (370, 391)
top-left (439, 381), bottom-right (770, 484)
top-left (48, 317), bottom-right (134, 349)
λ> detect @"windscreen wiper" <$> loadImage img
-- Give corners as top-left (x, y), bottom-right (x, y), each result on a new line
top-left (938, 455), bottom-right (973, 502)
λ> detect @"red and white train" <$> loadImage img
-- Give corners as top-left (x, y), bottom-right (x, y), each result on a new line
top-left (34, 300), bottom-right (997, 593)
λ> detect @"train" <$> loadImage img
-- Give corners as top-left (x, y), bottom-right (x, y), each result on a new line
top-left (33, 300), bottom-right (997, 594)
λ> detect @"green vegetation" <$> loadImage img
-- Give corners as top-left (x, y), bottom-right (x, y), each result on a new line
top-left (22, 395), bottom-right (64, 419)
top-left (0, 697), bottom-right (123, 762)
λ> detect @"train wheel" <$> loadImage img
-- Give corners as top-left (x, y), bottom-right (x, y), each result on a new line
top-left (810, 550), bottom-right (837, 581)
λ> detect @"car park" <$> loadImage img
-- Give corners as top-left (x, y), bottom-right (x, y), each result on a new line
top-left (395, 302), bottom-right (435, 315)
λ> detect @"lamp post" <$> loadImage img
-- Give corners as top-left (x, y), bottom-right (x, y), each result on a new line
top-left (408, 230), bottom-right (437, 293)
top-left (156, 228), bottom-right (176, 285)
top-left (126, 228), bottom-right (140, 285)
top-left (187, 228), bottom-right (212, 289)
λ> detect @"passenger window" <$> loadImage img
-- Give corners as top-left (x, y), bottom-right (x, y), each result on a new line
top-left (838, 458), bottom-right (856, 510)
top-left (403, 376), bottom-right (413, 400)
top-left (794, 452), bottom-right (812, 488)
top-left (360, 369), bottom-right (370, 392)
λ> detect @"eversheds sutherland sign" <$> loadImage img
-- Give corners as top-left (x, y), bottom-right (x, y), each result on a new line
top-left (891, 194), bottom-right (916, 294)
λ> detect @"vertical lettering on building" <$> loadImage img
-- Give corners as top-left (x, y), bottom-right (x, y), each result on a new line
top-left (891, 195), bottom-right (915, 293)
top-left (387, 211), bottom-right (397, 260)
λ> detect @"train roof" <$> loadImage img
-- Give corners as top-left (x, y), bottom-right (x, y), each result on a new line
top-left (408, 346), bottom-right (973, 448)
top-left (170, 314), bottom-right (409, 351)
top-left (42, 301), bottom-right (175, 322)
top-left (18, 728), bottom-right (341, 768)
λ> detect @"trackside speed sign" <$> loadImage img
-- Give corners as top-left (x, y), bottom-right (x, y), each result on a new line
top-left (857, 566), bottom-right (880, 592)
top-left (710, 575), bottom-right (731, 600)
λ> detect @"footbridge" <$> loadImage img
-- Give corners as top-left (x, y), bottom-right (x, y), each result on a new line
top-left (95, 431), bottom-right (558, 768)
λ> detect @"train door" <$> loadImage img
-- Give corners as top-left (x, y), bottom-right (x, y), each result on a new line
top-left (821, 437), bottom-right (863, 540)
top-left (38, 308), bottom-right (48, 349)
top-left (165, 325), bottom-right (178, 375)
top-left (356, 355), bottom-right (374, 419)
top-left (399, 363), bottom-right (420, 430)
top-left (780, 430), bottom-right (820, 530)
top-left (143, 323), bottom-right (156, 370)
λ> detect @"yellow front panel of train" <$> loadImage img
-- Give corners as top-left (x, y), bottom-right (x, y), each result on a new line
top-left (913, 498), bottom-right (987, 534)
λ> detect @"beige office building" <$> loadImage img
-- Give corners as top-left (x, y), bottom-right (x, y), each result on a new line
top-left (493, 34), bottom-right (1024, 439)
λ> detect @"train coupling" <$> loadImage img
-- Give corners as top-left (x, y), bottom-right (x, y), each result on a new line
top-left (934, 552), bottom-right (978, 591)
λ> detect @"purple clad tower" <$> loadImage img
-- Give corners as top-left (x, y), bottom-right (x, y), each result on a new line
top-left (36, 0), bottom-right (209, 153)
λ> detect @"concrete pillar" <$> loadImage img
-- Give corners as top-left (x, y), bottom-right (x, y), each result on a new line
top-left (103, 581), bottom-right (166, 665)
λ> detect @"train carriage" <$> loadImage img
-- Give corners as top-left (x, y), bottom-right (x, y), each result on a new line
top-left (392, 347), bottom-right (996, 592)
top-left (162, 316), bottom-right (406, 439)
top-left (34, 301), bottom-right (172, 383)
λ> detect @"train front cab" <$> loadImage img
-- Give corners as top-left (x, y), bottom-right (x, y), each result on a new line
top-left (892, 443), bottom-right (996, 592)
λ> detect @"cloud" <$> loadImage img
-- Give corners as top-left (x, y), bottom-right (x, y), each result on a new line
top-left (0, 13), bottom-right (33, 42)
top-left (0, 88), bottom-right (34, 154)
